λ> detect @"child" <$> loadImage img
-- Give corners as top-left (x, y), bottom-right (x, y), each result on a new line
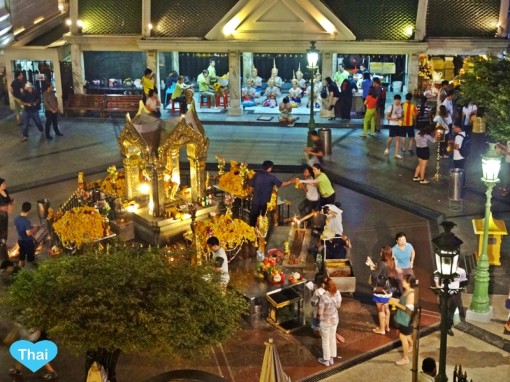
top-left (14, 202), bottom-right (35, 267)
top-left (206, 236), bottom-right (229, 289)
top-left (361, 87), bottom-right (378, 137)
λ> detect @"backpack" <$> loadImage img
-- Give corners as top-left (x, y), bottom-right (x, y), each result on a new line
top-left (457, 133), bottom-right (471, 158)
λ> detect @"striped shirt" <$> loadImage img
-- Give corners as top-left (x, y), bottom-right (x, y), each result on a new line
top-left (318, 290), bottom-right (342, 324)
top-left (401, 101), bottom-right (417, 127)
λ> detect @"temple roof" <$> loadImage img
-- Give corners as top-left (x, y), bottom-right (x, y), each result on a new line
top-left (75, 0), bottom-right (503, 41)
top-left (79, 0), bottom-right (142, 35)
top-left (426, 0), bottom-right (501, 38)
top-left (321, 0), bottom-right (417, 40)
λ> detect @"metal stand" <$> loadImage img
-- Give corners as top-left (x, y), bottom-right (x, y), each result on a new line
top-left (434, 142), bottom-right (442, 181)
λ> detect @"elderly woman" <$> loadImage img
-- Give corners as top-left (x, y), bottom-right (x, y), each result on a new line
top-left (317, 277), bottom-right (342, 366)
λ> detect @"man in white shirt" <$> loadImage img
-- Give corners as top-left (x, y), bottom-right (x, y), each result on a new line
top-left (434, 266), bottom-right (468, 336)
top-left (462, 102), bottom-right (477, 135)
top-left (383, 94), bottom-right (404, 158)
top-left (441, 90), bottom-right (454, 128)
top-left (452, 123), bottom-right (466, 170)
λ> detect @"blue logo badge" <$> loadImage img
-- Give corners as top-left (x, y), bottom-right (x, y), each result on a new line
top-left (10, 340), bottom-right (58, 372)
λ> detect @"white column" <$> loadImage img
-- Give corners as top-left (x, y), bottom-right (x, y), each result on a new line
top-left (53, 52), bottom-right (64, 111)
top-left (227, 51), bottom-right (242, 116)
top-left (330, 53), bottom-right (337, 78)
top-left (242, 52), bottom-right (253, 85)
top-left (71, 43), bottom-right (85, 94)
top-left (146, 50), bottom-right (159, 89)
top-left (407, 54), bottom-right (419, 94)
top-left (142, 0), bottom-right (152, 37)
top-left (498, 0), bottom-right (509, 37)
top-left (415, 0), bottom-right (429, 41)
top-left (322, 51), bottom-right (332, 78)
top-left (171, 52), bottom-right (179, 74)
top-left (69, 0), bottom-right (79, 34)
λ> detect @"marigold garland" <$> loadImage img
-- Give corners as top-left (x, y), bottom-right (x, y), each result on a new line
top-left (53, 206), bottom-right (104, 248)
top-left (195, 215), bottom-right (256, 250)
top-left (218, 161), bottom-right (254, 198)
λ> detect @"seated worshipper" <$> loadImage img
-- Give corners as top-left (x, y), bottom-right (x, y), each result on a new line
top-left (241, 80), bottom-right (258, 108)
top-left (249, 67), bottom-right (263, 96)
top-left (296, 65), bottom-right (307, 94)
top-left (197, 69), bottom-right (216, 107)
top-left (269, 59), bottom-right (283, 89)
top-left (171, 75), bottom-right (192, 114)
top-left (141, 68), bottom-right (156, 102)
top-left (263, 79), bottom-right (280, 108)
top-left (288, 80), bottom-right (303, 106)
top-left (279, 97), bottom-right (297, 126)
top-left (323, 234), bottom-right (351, 260)
top-left (321, 204), bottom-right (343, 238)
top-left (145, 89), bottom-right (161, 118)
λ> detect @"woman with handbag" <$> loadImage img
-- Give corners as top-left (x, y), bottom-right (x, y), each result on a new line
top-left (366, 246), bottom-right (397, 335)
top-left (389, 274), bottom-right (416, 366)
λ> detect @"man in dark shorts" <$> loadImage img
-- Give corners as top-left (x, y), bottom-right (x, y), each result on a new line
top-left (14, 202), bottom-right (35, 267)
top-left (248, 161), bottom-right (292, 226)
top-left (400, 93), bottom-right (418, 154)
top-left (383, 94), bottom-right (403, 158)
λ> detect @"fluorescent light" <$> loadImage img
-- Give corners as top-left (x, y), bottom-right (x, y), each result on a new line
top-left (33, 16), bottom-right (45, 24)
top-left (13, 27), bottom-right (25, 36)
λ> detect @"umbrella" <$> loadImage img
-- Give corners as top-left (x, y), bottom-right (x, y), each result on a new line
top-left (259, 338), bottom-right (291, 382)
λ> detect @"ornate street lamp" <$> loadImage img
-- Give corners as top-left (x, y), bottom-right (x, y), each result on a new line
top-left (467, 143), bottom-right (501, 320)
top-left (431, 221), bottom-right (463, 382)
top-left (306, 41), bottom-right (319, 141)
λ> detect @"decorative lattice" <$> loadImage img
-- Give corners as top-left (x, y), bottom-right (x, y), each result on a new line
top-left (322, 0), bottom-right (417, 40)
top-left (427, 0), bottom-right (500, 38)
top-left (151, 0), bottom-right (238, 37)
top-left (79, 0), bottom-right (142, 35)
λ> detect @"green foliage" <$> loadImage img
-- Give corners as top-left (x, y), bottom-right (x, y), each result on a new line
top-left (460, 56), bottom-right (510, 142)
top-left (1, 245), bottom-right (247, 357)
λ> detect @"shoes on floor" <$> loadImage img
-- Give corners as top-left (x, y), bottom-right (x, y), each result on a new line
top-left (372, 328), bottom-right (385, 334)
top-left (384, 149), bottom-right (389, 156)
top-left (46, 135), bottom-right (53, 140)
top-left (318, 357), bottom-right (330, 366)
top-left (395, 154), bottom-right (403, 159)
top-left (360, 134), bottom-right (367, 137)
top-left (395, 358), bottom-right (409, 366)
top-left (287, 122), bottom-right (295, 127)
top-left (420, 179), bottom-right (430, 184)
top-left (9, 368), bottom-right (23, 376)
top-left (56, 132), bottom-right (64, 136)
top-left (42, 372), bottom-right (58, 380)
top-left (368, 132), bottom-right (374, 136)
top-left (413, 177), bottom-right (420, 182)
top-left (21, 136), bottom-right (28, 142)
top-left (447, 328), bottom-right (454, 336)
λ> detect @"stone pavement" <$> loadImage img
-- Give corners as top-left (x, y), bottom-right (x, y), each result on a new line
top-left (0, 105), bottom-right (508, 381)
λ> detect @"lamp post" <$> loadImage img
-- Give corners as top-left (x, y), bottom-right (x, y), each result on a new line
top-left (306, 41), bottom-right (319, 143)
top-left (467, 143), bottom-right (501, 320)
top-left (431, 221), bottom-right (463, 382)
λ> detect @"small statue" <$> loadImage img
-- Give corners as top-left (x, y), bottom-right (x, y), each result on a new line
top-left (269, 59), bottom-right (283, 89)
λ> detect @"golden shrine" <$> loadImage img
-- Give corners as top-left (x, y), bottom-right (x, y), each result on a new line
top-left (117, 100), bottom-right (217, 244)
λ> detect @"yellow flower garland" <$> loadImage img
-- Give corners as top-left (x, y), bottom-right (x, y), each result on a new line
top-left (195, 215), bottom-right (256, 250)
top-left (53, 206), bottom-right (104, 248)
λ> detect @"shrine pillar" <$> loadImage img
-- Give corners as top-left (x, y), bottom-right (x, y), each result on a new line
top-left (322, 51), bottom-right (333, 78)
top-left (227, 50), bottom-right (242, 116)
top-left (123, 156), bottom-right (141, 200)
top-left (242, 52), bottom-right (254, 85)
top-left (407, 53), bottom-right (420, 94)
top-left (70, 43), bottom-right (84, 94)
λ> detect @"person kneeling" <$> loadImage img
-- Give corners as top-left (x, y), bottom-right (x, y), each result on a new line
top-left (279, 97), bottom-right (297, 127)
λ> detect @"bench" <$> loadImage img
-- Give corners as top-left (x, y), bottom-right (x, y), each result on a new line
top-left (102, 95), bottom-right (143, 118)
top-left (65, 94), bottom-right (105, 117)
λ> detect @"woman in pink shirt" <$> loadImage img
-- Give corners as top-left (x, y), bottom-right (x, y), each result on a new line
top-left (361, 87), bottom-right (378, 137)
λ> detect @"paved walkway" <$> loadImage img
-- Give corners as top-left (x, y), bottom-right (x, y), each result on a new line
top-left (0, 105), bottom-right (508, 381)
